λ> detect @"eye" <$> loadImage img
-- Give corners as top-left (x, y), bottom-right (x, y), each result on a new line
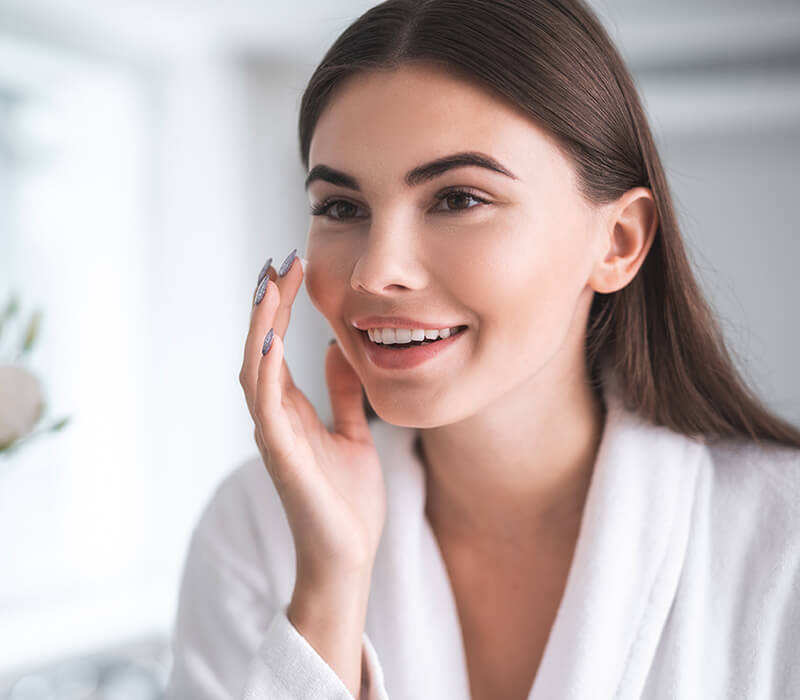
top-left (309, 199), bottom-right (367, 220)
top-left (311, 189), bottom-right (489, 221)
top-left (432, 189), bottom-right (489, 213)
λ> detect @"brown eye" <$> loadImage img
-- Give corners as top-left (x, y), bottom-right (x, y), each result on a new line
top-left (446, 192), bottom-right (472, 209)
top-left (310, 198), bottom-right (366, 220)
top-left (434, 189), bottom-right (488, 213)
top-left (329, 201), bottom-right (359, 219)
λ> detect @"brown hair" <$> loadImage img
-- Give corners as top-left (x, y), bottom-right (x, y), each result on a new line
top-left (300, 0), bottom-right (800, 450)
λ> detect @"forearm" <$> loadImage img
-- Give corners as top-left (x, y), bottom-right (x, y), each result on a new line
top-left (287, 570), bottom-right (373, 699)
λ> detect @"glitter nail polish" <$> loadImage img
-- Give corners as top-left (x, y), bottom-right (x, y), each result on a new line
top-left (257, 257), bottom-right (272, 285)
top-left (255, 276), bottom-right (269, 305)
top-left (278, 248), bottom-right (297, 277)
top-left (262, 328), bottom-right (274, 355)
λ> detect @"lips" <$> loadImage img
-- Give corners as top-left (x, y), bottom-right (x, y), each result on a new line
top-left (357, 325), bottom-right (468, 370)
top-left (366, 326), bottom-right (468, 345)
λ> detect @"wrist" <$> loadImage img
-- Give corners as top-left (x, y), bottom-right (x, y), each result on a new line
top-left (287, 575), bottom-right (372, 700)
top-left (290, 568), bottom-right (372, 623)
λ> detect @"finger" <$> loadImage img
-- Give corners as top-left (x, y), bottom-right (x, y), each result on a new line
top-left (325, 339), bottom-right (372, 444)
top-left (257, 263), bottom-right (297, 391)
top-left (272, 249), bottom-right (304, 339)
top-left (254, 332), bottom-right (300, 485)
top-left (251, 263), bottom-right (275, 308)
top-left (241, 276), bottom-right (296, 419)
top-left (271, 250), bottom-right (304, 390)
top-left (277, 347), bottom-right (296, 392)
top-left (241, 275), bottom-right (279, 416)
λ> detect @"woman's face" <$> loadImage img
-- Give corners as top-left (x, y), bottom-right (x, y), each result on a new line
top-left (304, 63), bottom-right (606, 427)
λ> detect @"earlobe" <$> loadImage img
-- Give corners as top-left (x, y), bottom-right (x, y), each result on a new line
top-left (588, 187), bottom-right (658, 295)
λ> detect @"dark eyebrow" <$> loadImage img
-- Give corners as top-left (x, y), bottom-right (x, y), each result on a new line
top-left (304, 151), bottom-right (519, 192)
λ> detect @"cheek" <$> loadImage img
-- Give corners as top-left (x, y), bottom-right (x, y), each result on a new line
top-left (304, 259), bottom-right (340, 318)
top-left (475, 233), bottom-right (585, 354)
top-left (305, 233), bottom-right (354, 312)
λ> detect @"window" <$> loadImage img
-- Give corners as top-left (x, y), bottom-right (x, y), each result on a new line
top-left (0, 34), bottom-right (170, 672)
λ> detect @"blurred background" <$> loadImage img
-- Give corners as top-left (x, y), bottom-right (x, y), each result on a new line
top-left (0, 0), bottom-right (798, 697)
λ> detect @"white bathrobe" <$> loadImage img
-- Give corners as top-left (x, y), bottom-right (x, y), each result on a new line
top-left (164, 370), bottom-right (800, 700)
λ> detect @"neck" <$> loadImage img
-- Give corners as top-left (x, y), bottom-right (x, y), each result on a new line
top-left (418, 379), bottom-right (606, 556)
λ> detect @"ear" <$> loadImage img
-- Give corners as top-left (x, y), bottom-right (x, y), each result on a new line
top-left (588, 186), bottom-right (658, 294)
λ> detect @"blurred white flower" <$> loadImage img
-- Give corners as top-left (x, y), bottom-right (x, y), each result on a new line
top-left (0, 294), bottom-right (70, 460)
top-left (0, 364), bottom-right (44, 448)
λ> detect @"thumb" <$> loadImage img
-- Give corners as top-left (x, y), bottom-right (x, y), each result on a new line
top-left (325, 338), bottom-right (372, 443)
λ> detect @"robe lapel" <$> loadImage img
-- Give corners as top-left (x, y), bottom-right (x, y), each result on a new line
top-left (366, 417), bottom-right (472, 699)
top-left (365, 365), bottom-right (708, 700)
top-left (528, 372), bottom-right (707, 700)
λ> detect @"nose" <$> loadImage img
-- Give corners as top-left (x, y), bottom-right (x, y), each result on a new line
top-left (349, 220), bottom-right (426, 295)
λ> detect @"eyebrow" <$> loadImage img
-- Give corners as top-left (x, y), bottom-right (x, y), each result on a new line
top-left (304, 151), bottom-right (519, 192)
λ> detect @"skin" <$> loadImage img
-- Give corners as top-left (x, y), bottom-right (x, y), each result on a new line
top-left (303, 61), bottom-right (657, 562)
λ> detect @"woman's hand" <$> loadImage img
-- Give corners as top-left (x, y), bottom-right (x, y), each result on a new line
top-left (239, 250), bottom-right (387, 586)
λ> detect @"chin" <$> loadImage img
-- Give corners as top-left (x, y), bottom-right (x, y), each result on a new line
top-left (367, 396), bottom-right (459, 429)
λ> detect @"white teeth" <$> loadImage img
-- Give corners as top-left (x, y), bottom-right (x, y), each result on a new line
top-left (367, 326), bottom-right (463, 344)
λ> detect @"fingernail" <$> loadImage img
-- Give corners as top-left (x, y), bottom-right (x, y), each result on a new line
top-left (257, 257), bottom-right (272, 285)
top-left (262, 328), bottom-right (275, 355)
top-left (278, 248), bottom-right (297, 277)
top-left (254, 276), bottom-right (269, 305)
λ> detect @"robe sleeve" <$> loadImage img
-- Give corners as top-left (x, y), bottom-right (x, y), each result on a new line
top-left (241, 607), bottom-right (388, 700)
top-left (163, 474), bottom-right (390, 700)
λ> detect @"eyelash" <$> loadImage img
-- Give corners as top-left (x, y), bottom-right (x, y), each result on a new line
top-left (309, 188), bottom-right (490, 220)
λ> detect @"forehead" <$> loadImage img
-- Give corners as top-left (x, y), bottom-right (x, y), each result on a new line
top-left (308, 63), bottom-right (569, 186)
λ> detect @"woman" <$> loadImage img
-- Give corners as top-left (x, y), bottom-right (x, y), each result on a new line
top-left (165, 1), bottom-right (800, 698)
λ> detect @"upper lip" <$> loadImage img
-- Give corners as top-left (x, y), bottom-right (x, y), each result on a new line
top-left (352, 316), bottom-right (467, 330)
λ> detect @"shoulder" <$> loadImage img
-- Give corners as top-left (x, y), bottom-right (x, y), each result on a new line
top-left (186, 452), bottom-right (297, 602)
top-left (194, 452), bottom-right (281, 546)
top-left (639, 434), bottom-right (800, 695)
top-left (673, 437), bottom-right (800, 692)
top-left (695, 435), bottom-right (800, 605)
top-left (190, 418), bottom-right (412, 600)
top-left (703, 436), bottom-right (800, 525)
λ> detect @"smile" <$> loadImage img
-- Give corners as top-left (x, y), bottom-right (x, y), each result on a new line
top-left (357, 325), bottom-right (469, 370)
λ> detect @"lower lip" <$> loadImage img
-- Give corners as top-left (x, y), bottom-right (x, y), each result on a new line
top-left (358, 327), bottom-right (468, 370)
